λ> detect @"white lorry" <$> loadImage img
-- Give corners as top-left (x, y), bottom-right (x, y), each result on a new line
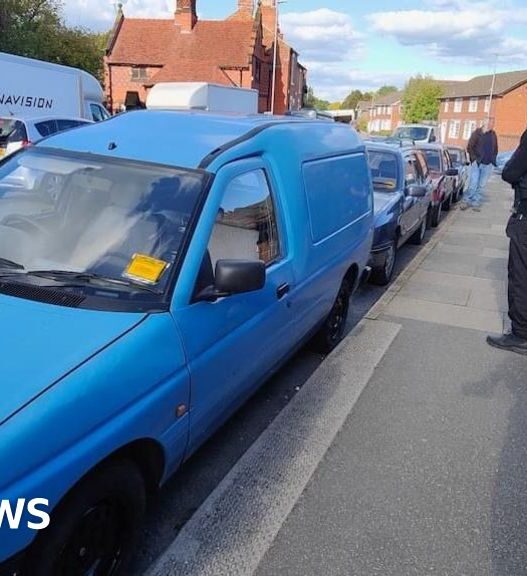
top-left (0, 52), bottom-right (109, 122)
top-left (146, 82), bottom-right (259, 114)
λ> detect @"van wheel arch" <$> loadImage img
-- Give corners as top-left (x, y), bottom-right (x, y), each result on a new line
top-left (344, 264), bottom-right (359, 293)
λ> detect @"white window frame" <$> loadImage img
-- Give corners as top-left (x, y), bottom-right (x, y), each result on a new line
top-left (468, 97), bottom-right (478, 113)
top-left (444, 100), bottom-right (449, 113)
top-left (449, 120), bottom-right (461, 139)
top-left (484, 97), bottom-right (491, 113)
top-left (454, 98), bottom-right (463, 113)
top-left (462, 120), bottom-right (476, 140)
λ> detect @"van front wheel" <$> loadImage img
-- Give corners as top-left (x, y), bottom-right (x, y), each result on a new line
top-left (28, 460), bottom-right (146, 576)
top-left (312, 279), bottom-right (351, 354)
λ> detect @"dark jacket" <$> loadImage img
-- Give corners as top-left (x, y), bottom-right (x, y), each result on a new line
top-left (467, 127), bottom-right (498, 165)
top-left (503, 128), bottom-right (527, 208)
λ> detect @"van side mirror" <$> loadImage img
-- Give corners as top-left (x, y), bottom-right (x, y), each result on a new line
top-left (406, 184), bottom-right (427, 197)
top-left (195, 259), bottom-right (266, 302)
top-left (430, 135), bottom-right (436, 142)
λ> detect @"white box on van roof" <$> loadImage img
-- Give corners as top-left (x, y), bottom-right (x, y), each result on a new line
top-left (146, 82), bottom-right (259, 114)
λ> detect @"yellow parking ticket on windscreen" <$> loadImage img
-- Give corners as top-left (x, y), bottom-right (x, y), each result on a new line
top-left (124, 254), bottom-right (168, 284)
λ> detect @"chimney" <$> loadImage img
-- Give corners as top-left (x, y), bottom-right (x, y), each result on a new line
top-left (261, 0), bottom-right (278, 34)
top-left (175, 0), bottom-right (197, 32)
top-left (238, 0), bottom-right (254, 13)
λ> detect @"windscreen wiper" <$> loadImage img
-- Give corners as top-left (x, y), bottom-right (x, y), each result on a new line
top-left (0, 257), bottom-right (24, 270)
top-left (24, 270), bottom-right (162, 294)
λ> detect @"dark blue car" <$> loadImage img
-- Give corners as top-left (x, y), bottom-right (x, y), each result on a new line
top-left (366, 142), bottom-right (433, 285)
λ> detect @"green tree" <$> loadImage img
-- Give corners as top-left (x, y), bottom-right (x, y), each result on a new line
top-left (304, 86), bottom-right (330, 110)
top-left (0, 0), bottom-right (109, 82)
top-left (377, 85), bottom-right (398, 97)
top-left (341, 89), bottom-right (365, 110)
top-left (402, 75), bottom-right (443, 123)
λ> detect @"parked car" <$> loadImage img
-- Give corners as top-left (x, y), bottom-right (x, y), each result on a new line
top-left (0, 115), bottom-right (91, 158)
top-left (416, 143), bottom-right (458, 227)
top-left (0, 111), bottom-right (373, 574)
top-left (446, 146), bottom-right (470, 197)
top-left (366, 143), bottom-right (432, 285)
top-left (392, 124), bottom-right (439, 144)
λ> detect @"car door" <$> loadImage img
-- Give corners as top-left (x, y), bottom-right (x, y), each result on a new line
top-left (415, 150), bottom-right (433, 220)
top-left (443, 150), bottom-right (455, 198)
top-left (400, 152), bottom-right (422, 240)
top-left (174, 159), bottom-right (295, 453)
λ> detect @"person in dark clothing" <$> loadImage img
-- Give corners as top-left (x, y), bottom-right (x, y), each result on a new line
top-left (487, 127), bottom-right (527, 355)
top-left (462, 118), bottom-right (498, 211)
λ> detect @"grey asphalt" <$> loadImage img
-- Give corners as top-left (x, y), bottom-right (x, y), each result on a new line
top-left (256, 177), bottom-right (527, 576)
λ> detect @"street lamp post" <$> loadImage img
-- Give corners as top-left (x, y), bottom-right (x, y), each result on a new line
top-left (271, 1), bottom-right (286, 115)
top-left (487, 53), bottom-right (498, 121)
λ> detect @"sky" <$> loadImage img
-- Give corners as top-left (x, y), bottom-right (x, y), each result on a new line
top-left (62, 0), bottom-right (527, 101)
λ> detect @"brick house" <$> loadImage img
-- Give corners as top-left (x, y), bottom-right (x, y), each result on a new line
top-left (438, 70), bottom-right (527, 150)
top-left (367, 91), bottom-right (403, 133)
top-left (104, 0), bottom-right (306, 114)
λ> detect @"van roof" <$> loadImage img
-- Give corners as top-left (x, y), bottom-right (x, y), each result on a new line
top-left (41, 110), bottom-right (362, 170)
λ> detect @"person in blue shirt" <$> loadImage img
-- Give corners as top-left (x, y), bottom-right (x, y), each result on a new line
top-left (461, 117), bottom-right (498, 211)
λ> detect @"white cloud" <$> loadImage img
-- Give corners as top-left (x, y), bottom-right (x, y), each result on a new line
top-left (281, 9), bottom-right (375, 99)
top-left (368, 3), bottom-right (527, 66)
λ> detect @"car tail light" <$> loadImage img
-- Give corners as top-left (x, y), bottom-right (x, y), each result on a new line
top-left (21, 140), bottom-right (32, 148)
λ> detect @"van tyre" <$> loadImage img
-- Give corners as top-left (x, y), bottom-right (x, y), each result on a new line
top-left (443, 193), bottom-right (452, 212)
top-left (312, 278), bottom-right (351, 354)
top-left (371, 241), bottom-right (397, 286)
top-left (28, 460), bottom-right (146, 576)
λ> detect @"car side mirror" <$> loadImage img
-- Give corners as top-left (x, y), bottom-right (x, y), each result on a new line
top-left (430, 135), bottom-right (436, 142)
top-left (446, 168), bottom-right (458, 176)
top-left (406, 184), bottom-right (427, 197)
top-left (195, 259), bottom-right (266, 302)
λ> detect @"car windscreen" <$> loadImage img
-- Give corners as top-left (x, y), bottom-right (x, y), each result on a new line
top-left (394, 127), bottom-right (429, 141)
top-left (422, 149), bottom-right (441, 172)
top-left (0, 148), bottom-right (207, 308)
top-left (367, 150), bottom-right (398, 192)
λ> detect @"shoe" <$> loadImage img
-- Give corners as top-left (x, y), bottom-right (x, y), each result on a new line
top-left (487, 333), bottom-right (527, 355)
top-left (472, 206), bottom-right (481, 212)
top-left (460, 202), bottom-right (470, 211)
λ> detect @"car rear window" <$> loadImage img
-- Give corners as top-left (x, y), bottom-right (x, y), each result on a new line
top-left (422, 150), bottom-right (441, 172)
top-left (35, 120), bottom-right (58, 138)
top-left (367, 150), bottom-right (398, 192)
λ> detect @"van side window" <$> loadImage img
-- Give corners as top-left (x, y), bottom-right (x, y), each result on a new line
top-left (415, 151), bottom-right (429, 179)
top-left (208, 169), bottom-right (280, 267)
top-left (90, 104), bottom-right (107, 122)
top-left (35, 120), bottom-right (58, 137)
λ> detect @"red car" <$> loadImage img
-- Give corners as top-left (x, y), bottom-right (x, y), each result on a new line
top-left (416, 144), bottom-right (458, 227)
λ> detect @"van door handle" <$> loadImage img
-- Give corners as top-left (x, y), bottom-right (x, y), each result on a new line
top-left (276, 283), bottom-right (290, 300)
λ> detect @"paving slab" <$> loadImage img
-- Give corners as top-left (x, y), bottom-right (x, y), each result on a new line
top-left (468, 286), bottom-right (508, 313)
top-left (474, 257), bottom-right (508, 281)
top-left (399, 277), bottom-right (470, 306)
top-left (419, 252), bottom-right (478, 276)
top-left (481, 247), bottom-right (509, 260)
top-left (383, 295), bottom-right (504, 332)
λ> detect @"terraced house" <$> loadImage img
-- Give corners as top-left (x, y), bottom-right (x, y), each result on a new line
top-left (439, 70), bottom-right (527, 151)
top-left (367, 91), bottom-right (403, 134)
top-left (104, 0), bottom-right (306, 114)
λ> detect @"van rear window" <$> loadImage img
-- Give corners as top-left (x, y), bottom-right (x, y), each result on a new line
top-left (303, 153), bottom-right (371, 243)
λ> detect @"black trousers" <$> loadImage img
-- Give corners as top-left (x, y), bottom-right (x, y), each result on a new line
top-left (507, 214), bottom-right (527, 339)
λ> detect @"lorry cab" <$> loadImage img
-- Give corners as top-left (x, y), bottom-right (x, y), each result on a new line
top-left (0, 111), bottom-right (373, 574)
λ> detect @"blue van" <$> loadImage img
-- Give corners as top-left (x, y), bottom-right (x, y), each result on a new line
top-left (0, 111), bottom-right (372, 574)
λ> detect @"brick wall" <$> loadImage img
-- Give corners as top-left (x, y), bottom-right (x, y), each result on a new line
top-left (495, 86), bottom-right (527, 151)
top-left (105, 62), bottom-right (162, 112)
top-left (368, 102), bottom-right (401, 133)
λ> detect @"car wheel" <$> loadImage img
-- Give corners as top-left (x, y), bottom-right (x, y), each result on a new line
top-left (410, 217), bottom-right (427, 245)
top-left (443, 192), bottom-right (452, 211)
top-left (312, 278), bottom-right (351, 354)
top-left (28, 460), bottom-right (146, 576)
top-left (431, 203), bottom-right (442, 227)
top-left (370, 241), bottom-right (397, 286)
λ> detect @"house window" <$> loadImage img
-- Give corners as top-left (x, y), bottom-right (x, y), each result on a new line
top-left (468, 97), bottom-right (478, 112)
top-left (449, 120), bottom-right (461, 139)
top-left (131, 67), bottom-right (148, 81)
top-left (387, 106), bottom-right (392, 114)
top-left (454, 98), bottom-right (463, 113)
top-left (444, 100), bottom-right (449, 112)
top-left (484, 97), bottom-right (491, 113)
top-left (463, 120), bottom-right (476, 140)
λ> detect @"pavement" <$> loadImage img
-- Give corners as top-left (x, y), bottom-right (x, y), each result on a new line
top-left (148, 176), bottom-right (527, 576)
